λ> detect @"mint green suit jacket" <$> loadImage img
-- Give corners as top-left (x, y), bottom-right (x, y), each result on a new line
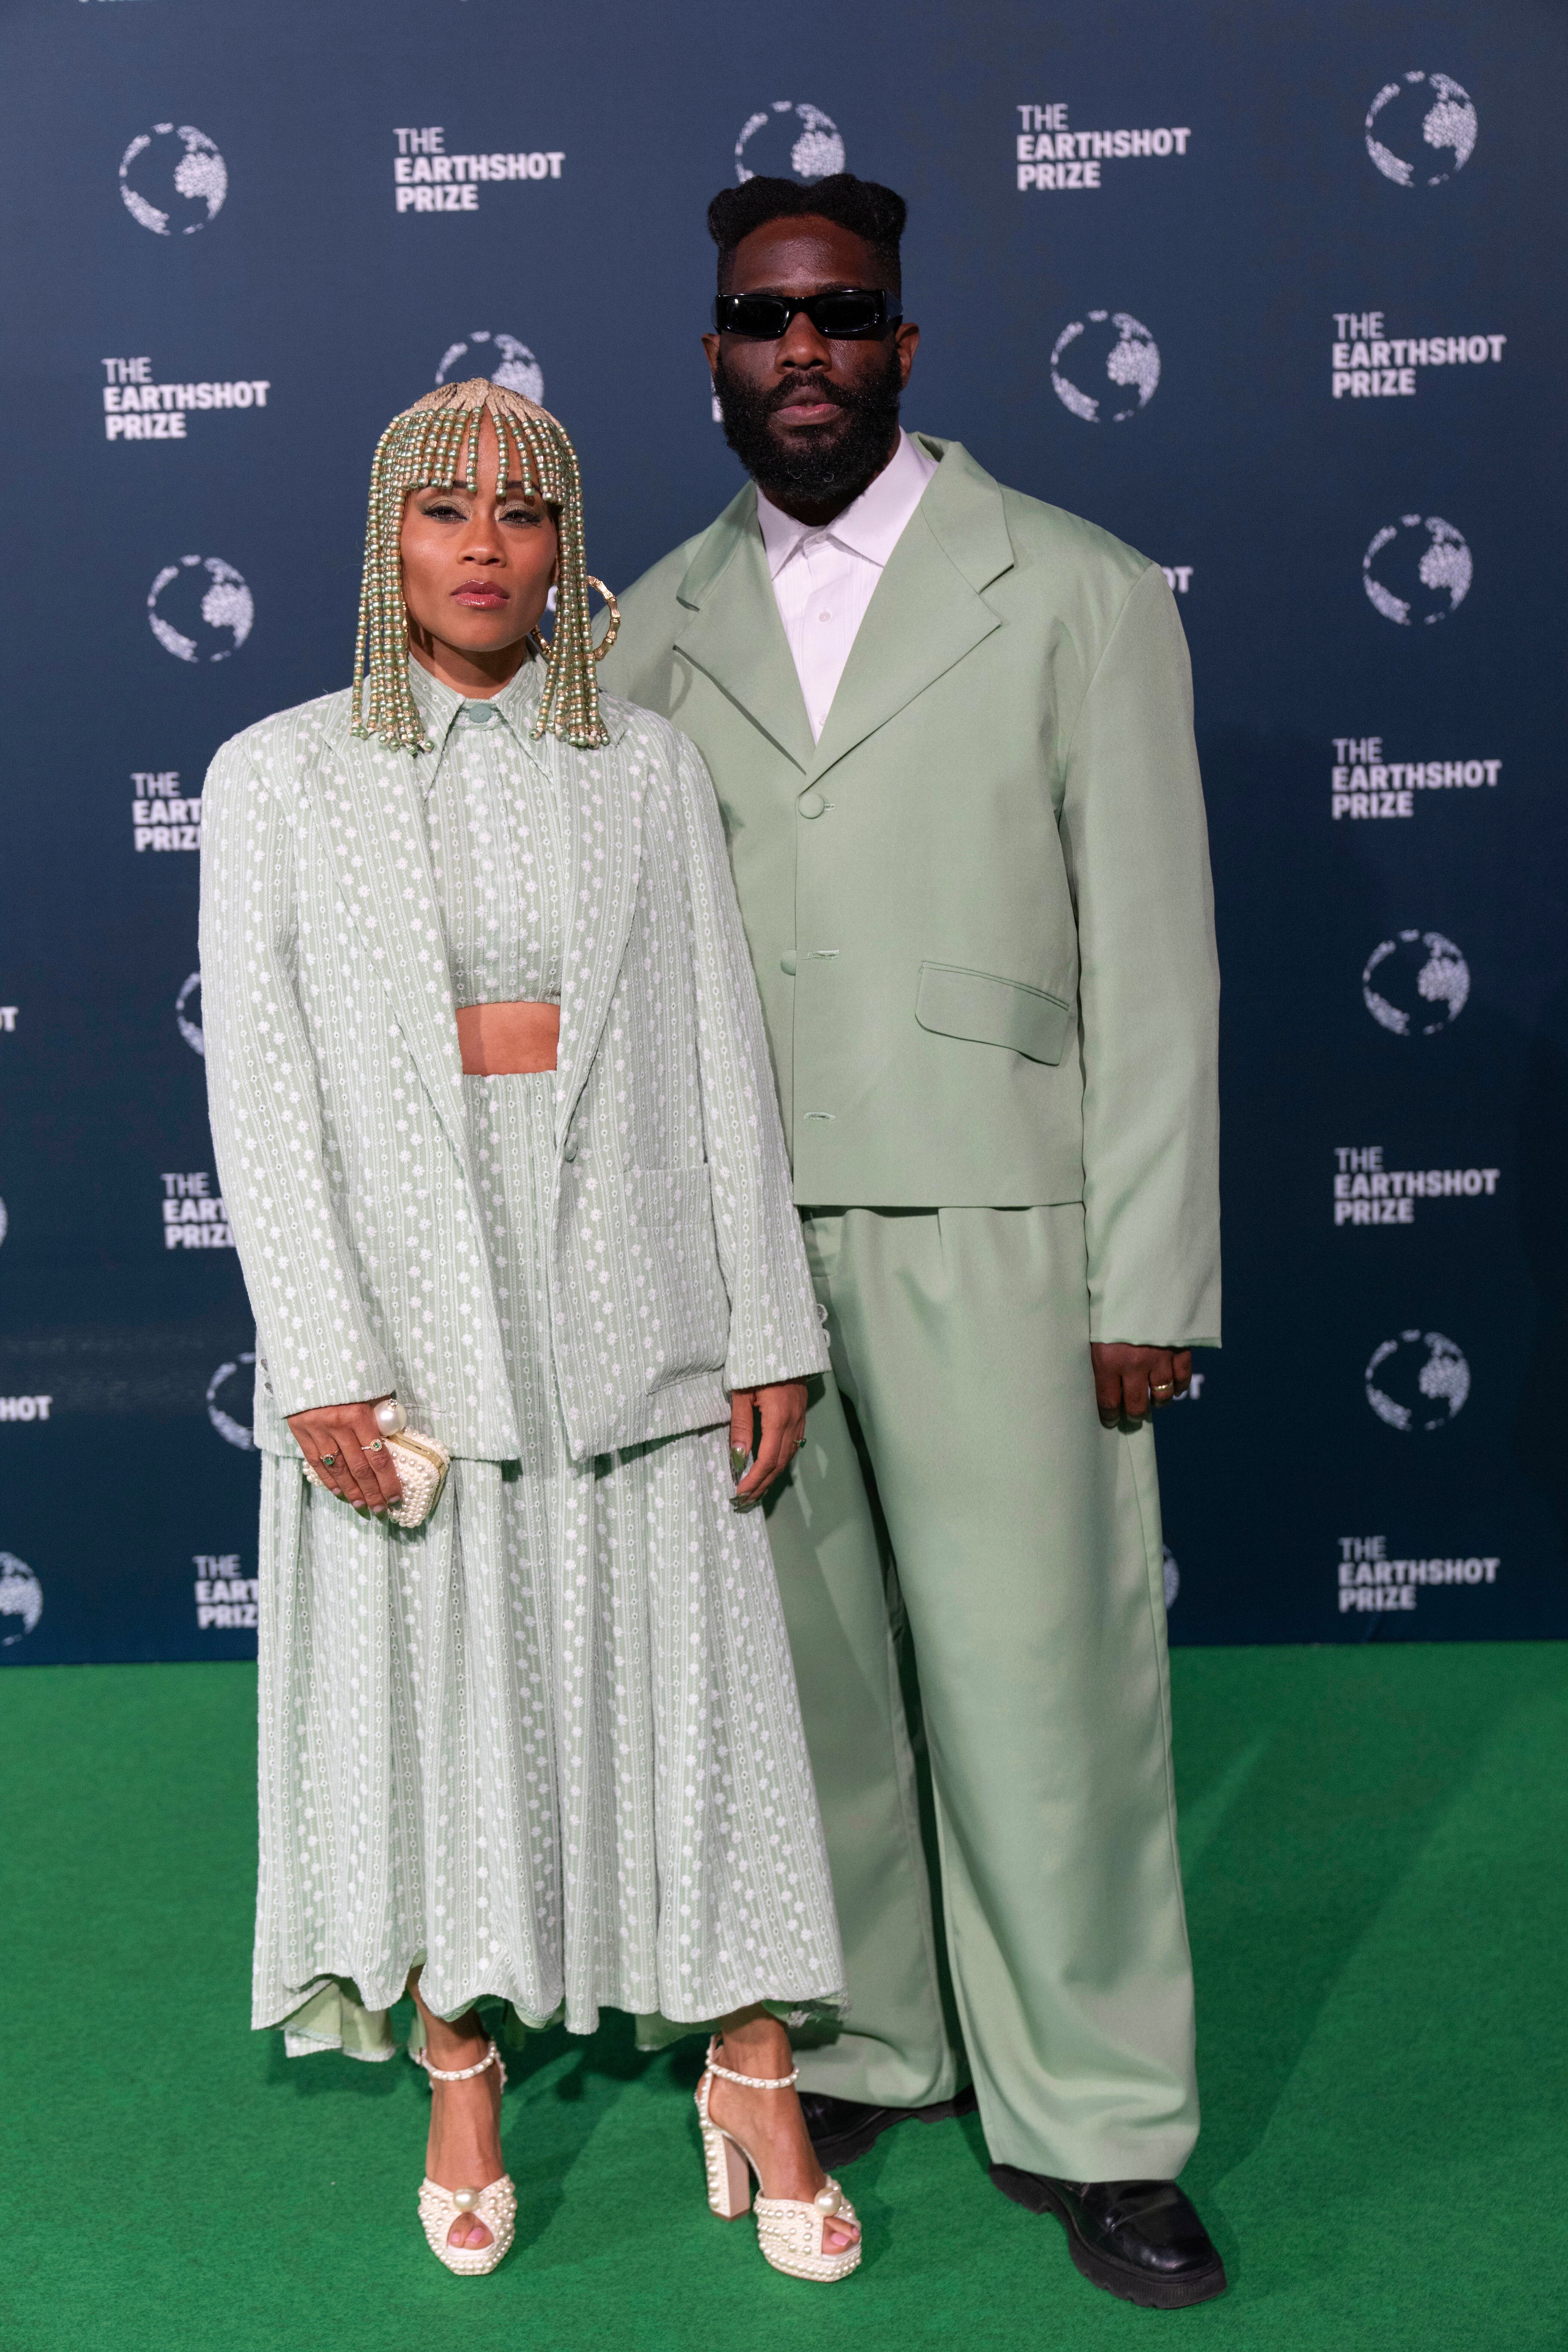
top-left (599, 436), bottom-right (1221, 1350)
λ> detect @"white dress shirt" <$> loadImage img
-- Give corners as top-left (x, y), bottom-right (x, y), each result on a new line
top-left (757, 429), bottom-right (938, 741)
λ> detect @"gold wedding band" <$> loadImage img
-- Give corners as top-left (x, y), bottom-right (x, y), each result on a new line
top-left (1152, 1383), bottom-right (1174, 1397)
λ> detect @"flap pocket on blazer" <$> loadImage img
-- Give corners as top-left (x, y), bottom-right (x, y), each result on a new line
top-left (619, 1162), bottom-right (729, 1394)
top-left (915, 962), bottom-right (1073, 1066)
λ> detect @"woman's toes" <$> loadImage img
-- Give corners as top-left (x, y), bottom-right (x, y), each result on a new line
top-left (449, 2216), bottom-right (492, 2250)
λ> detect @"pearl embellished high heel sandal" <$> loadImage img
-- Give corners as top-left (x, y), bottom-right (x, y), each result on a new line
top-left (695, 2038), bottom-right (862, 2284)
top-left (411, 2037), bottom-right (517, 2277)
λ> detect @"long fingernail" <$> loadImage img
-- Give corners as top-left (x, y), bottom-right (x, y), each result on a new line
top-left (731, 1494), bottom-right (761, 1514)
top-left (730, 1445), bottom-right (749, 1481)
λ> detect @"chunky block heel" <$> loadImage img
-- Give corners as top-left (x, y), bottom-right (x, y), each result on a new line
top-left (694, 2038), bottom-right (862, 2284)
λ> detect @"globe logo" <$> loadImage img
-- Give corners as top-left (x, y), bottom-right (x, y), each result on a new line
top-left (148, 556), bottom-right (254, 663)
top-left (1051, 313), bottom-right (1161, 423)
top-left (208, 1354), bottom-right (256, 1450)
top-left (120, 124), bottom-right (228, 235)
top-left (1365, 1331), bottom-right (1471, 1432)
top-left (735, 102), bottom-right (846, 185)
top-left (0, 1552), bottom-right (43, 1647)
top-left (435, 333), bottom-right (543, 402)
top-left (1365, 73), bottom-right (1477, 187)
top-left (176, 970), bottom-right (204, 1057)
top-left (1362, 515), bottom-right (1472, 626)
top-left (1362, 931), bottom-right (1470, 1036)
top-left (1162, 1545), bottom-right (1180, 1608)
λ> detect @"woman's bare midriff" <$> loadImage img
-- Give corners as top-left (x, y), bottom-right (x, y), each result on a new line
top-left (456, 1000), bottom-right (559, 1074)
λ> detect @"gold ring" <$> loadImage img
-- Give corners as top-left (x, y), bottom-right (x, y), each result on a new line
top-left (320, 1452), bottom-right (337, 1468)
top-left (1152, 1383), bottom-right (1174, 1397)
top-left (367, 1439), bottom-right (384, 1453)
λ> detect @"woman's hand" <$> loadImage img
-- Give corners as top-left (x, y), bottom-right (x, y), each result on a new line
top-left (287, 1396), bottom-right (405, 1515)
top-left (729, 1381), bottom-right (809, 1509)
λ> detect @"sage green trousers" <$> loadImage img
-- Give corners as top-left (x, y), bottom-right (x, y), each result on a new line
top-left (768, 1204), bottom-right (1200, 2182)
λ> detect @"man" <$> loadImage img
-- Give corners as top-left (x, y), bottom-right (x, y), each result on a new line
top-left (599, 174), bottom-right (1224, 2310)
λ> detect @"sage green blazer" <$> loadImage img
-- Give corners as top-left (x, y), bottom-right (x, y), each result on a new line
top-left (598, 435), bottom-right (1220, 1350)
top-left (198, 686), bottom-right (829, 1461)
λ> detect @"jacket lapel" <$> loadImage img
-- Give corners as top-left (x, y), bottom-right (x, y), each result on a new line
top-left (808, 438), bottom-right (1015, 782)
top-left (673, 487), bottom-right (816, 775)
top-left (301, 718), bottom-right (477, 1183)
top-left (553, 719), bottom-right (643, 1151)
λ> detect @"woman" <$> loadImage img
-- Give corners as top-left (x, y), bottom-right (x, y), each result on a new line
top-left (199, 377), bottom-right (861, 2283)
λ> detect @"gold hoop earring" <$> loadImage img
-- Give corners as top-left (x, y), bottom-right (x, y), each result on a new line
top-left (587, 577), bottom-right (621, 662)
top-left (527, 626), bottom-right (552, 666)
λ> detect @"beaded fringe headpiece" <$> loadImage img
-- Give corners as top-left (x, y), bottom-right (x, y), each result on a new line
top-left (352, 376), bottom-right (610, 753)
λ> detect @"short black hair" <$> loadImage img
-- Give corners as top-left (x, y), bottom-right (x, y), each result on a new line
top-left (707, 174), bottom-right (907, 293)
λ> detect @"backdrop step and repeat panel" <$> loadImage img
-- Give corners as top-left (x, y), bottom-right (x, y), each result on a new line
top-left (1, 0), bottom-right (1564, 1664)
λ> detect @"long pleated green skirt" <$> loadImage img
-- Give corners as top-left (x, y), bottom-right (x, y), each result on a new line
top-left (253, 1071), bottom-right (844, 2057)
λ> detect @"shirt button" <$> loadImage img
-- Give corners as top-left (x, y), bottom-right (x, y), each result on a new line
top-left (780, 951), bottom-right (798, 976)
top-left (798, 791), bottom-right (826, 819)
top-left (818, 612), bottom-right (832, 623)
top-left (461, 702), bottom-right (497, 726)
top-left (562, 1138), bottom-right (579, 1163)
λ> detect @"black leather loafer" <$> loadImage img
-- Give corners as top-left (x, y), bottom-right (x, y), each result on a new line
top-left (989, 2169), bottom-right (1227, 2308)
top-left (801, 2084), bottom-right (977, 2169)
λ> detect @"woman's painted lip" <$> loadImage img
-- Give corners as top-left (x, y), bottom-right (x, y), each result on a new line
top-left (453, 584), bottom-right (509, 606)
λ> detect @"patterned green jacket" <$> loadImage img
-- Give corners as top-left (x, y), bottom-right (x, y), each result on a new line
top-left (198, 681), bottom-right (829, 1460)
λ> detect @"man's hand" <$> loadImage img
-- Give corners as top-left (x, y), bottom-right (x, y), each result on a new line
top-left (287, 1396), bottom-right (405, 1515)
top-left (729, 1380), bottom-right (809, 1509)
top-left (1091, 1343), bottom-right (1192, 1430)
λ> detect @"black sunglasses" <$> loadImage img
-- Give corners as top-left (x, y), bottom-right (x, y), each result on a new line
top-left (713, 289), bottom-right (902, 341)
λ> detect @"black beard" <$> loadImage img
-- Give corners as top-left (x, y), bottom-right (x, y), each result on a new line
top-left (713, 343), bottom-right (903, 506)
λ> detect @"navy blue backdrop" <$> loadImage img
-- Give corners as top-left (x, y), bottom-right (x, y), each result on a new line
top-left (1, 0), bottom-right (1564, 1665)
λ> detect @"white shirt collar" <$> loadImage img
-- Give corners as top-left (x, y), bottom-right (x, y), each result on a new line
top-left (756, 429), bottom-right (937, 578)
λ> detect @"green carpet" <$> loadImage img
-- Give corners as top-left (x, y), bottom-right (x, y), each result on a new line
top-left (4, 1644), bottom-right (1565, 2351)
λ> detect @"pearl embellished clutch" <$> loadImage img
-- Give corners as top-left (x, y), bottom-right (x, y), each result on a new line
top-left (300, 1399), bottom-right (451, 1529)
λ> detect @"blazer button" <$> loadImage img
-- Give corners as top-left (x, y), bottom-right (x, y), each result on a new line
top-left (780, 951), bottom-right (797, 976)
top-left (797, 790), bottom-right (826, 819)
